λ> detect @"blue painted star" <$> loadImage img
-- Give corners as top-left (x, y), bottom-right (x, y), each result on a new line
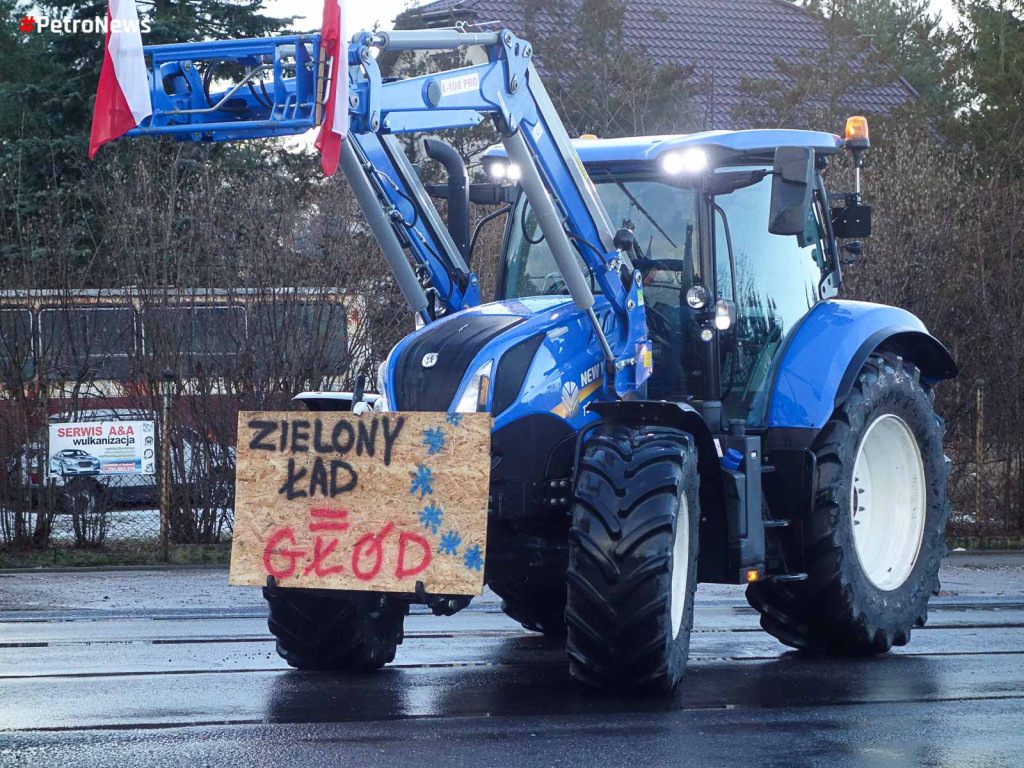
top-left (423, 427), bottom-right (447, 455)
top-left (409, 464), bottom-right (435, 497)
top-left (445, 413), bottom-right (463, 427)
top-left (438, 530), bottom-right (461, 556)
top-left (419, 502), bottom-right (444, 534)
top-left (463, 544), bottom-right (484, 572)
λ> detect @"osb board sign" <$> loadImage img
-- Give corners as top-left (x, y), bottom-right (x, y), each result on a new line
top-left (230, 412), bottom-right (491, 596)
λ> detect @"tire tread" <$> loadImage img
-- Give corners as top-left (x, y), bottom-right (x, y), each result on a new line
top-left (566, 424), bottom-right (700, 692)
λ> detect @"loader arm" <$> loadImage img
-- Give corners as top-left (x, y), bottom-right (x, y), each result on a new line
top-left (121, 28), bottom-right (651, 398)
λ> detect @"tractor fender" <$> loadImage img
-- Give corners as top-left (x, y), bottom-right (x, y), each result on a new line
top-left (767, 300), bottom-right (958, 430)
top-left (581, 400), bottom-right (729, 583)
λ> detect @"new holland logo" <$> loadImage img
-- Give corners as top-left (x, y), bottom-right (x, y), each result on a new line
top-left (561, 380), bottom-right (581, 419)
top-left (421, 353), bottom-right (439, 368)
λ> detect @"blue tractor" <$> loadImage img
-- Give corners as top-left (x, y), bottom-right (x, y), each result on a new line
top-left (121, 28), bottom-right (957, 691)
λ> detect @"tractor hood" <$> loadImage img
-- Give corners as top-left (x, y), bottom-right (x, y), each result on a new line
top-left (382, 297), bottom-right (619, 430)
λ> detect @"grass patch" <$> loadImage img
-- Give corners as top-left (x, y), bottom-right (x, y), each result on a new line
top-left (0, 543), bottom-right (230, 569)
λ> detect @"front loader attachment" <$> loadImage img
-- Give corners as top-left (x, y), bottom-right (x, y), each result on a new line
top-left (116, 27), bottom-right (653, 398)
top-left (127, 34), bottom-right (323, 143)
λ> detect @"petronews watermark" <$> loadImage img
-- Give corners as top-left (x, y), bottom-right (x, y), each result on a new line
top-left (18, 15), bottom-right (151, 35)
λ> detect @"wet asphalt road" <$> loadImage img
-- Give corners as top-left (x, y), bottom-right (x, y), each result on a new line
top-left (1, 556), bottom-right (1023, 767)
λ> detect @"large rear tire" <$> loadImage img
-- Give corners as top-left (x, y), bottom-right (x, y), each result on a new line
top-left (566, 424), bottom-right (699, 692)
top-left (748, 354), bottom-right (950, 654)
top-left (264, 583), bottom-right (408, 671)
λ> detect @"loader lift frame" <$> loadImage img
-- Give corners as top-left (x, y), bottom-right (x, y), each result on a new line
top-left (129, 28), bottom-right (651, 399)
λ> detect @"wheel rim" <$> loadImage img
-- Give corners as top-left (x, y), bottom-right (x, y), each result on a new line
top-left (669, 495), bottom-right (690, 639)
top-left (851, 414), bottom-right (927, 591)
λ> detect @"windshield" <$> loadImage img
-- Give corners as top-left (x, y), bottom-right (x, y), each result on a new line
top-left (502, 177), bottom-right (700, 300)
top-left (502, 175), bottom-right (702, 401)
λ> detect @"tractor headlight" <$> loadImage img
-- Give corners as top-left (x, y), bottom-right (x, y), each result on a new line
top-left (686, 284), bottom-right (710, 309)
top-left (374, 350), bottom-right (396, 413)
top-left (454, 361), bottom-right (493, 413)
top-left (715, 299), bottom-right (736, 331)
top-left (485, 160), bottom-right (520, 182)
top-left (662, 148), bottom-right (707, 175)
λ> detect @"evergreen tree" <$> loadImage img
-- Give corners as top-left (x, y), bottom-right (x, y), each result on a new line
top-left (733, 0), bottom-right (883, 129)
top-left (848, 0), bottom-right (944, 101)
top-left (733, 0), bottom-right (940, 128)
top-left (944, 0), bottom-right (1024, 158)
top-left (0, 0), bottom-right (293, 266)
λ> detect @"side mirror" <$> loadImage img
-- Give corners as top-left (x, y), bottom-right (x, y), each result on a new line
top-left (425, 183), bottom-right (517, 206)
top-left (613, 227), bottom-right (637, 253)
top-left (469, 183), bottom-right (518, 206)
top-left (769, 147), bottom-right (814, 236)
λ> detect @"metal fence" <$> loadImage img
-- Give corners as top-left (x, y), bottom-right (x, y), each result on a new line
top-left (0, 286), bottom-right (396, 566)
top-left (0, 382), bottom-right (237, 565)
top-left (0, 483), bottom-right (216, 549)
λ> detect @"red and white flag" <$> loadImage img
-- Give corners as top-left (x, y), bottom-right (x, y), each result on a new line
top-left (315, 0), bottom-right (349, 176)
top-left (89, 0), bottom-right (152, 159)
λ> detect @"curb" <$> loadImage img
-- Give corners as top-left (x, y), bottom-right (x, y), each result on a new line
top-left (944, 551), bottom-right (1024, 567)
top-left (946, 550), bottom-right (1024, 556)
top-left (1, 551), bottom-right (1020, 576)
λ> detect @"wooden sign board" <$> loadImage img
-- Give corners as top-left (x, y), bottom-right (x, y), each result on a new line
top-left (229, 411), bottom-right (491, 596)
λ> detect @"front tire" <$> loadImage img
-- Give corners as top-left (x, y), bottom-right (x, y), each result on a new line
top-left (566, 424), bottom-right (700, 692)
top-left (264, 583), bottom-right (408, 671)
top-left (748, 354), bottom-right (950, 654)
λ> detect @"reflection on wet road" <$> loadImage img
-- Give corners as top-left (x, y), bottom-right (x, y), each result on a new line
top-left (1, 561), bottom-right (1022, 766)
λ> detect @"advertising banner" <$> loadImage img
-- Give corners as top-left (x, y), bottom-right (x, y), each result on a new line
top-left (48, 421), bottom-right (156, 478)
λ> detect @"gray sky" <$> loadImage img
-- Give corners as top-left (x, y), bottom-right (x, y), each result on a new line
top-left (265, 0), bottom-right (961, 34)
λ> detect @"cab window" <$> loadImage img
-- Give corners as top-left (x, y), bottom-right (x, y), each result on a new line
top-left (714, 170), bottom-right (830, 426)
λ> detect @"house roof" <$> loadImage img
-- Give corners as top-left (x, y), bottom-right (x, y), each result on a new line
top-left (407, 0), bottom-right (917, 128)
top-left (482, 129), bottom-right (844, 165)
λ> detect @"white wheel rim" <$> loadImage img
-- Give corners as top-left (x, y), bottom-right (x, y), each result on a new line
top-left (669, 495), bottom-right (690, 639)
top-left (851, 414), bottom-right (927, 591)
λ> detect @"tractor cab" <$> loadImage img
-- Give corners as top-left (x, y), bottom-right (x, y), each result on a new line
top-left (481, 129), bottom-right (856, 429)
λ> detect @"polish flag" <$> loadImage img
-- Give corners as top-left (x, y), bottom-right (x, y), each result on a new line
top-left (89, 0), bottom-right (152, 159)
top-left (315, 0), bottom-right (349, 176)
